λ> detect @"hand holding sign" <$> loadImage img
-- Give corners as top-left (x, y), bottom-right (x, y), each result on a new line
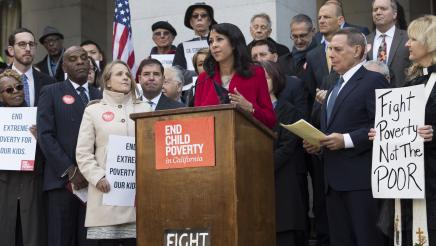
top-left (418, 125), bottom-right (433, 142)
top-left (96, 177), bottom-right (110, 193)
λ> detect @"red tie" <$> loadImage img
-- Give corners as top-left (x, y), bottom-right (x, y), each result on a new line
top-left (377, 34), bottom-right (387, 63)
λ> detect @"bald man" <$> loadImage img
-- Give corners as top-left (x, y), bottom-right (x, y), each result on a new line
top-left (37, 46), bottom-right (102, 246)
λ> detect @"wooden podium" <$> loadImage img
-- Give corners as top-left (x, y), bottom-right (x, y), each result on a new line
top-left (131, 105), bottom-right (276, 246)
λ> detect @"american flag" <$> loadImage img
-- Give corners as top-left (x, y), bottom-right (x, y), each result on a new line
top-left (112, 0), bottom-right (136, 75)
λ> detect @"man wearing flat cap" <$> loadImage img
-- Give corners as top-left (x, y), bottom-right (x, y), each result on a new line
top-left (172, 2), bottom-right (217, 70)
top-left (150, 21), bottom-right (177, 55)
top-left (35, 26), bottom-right (66, 82)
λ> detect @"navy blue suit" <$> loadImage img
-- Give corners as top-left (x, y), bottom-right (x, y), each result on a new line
top-left (320, 66), bottom-right (388, 246)
top-left (37, 80), bottom-right (101, 246)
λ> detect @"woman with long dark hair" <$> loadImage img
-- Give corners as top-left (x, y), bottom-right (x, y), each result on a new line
top-left (194, 23), bottom-right (276, 128)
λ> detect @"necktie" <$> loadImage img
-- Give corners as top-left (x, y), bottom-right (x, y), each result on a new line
top-left (377, 34), bottom-right (387, 63)
top-left (326, 76), bottom-right (344, 123)
top-left (21, 74), bottom-right (30, 106)
top-left (147, 101), bottom-right (154, 111)
top-left (77, 86), bottom-right (89, 105)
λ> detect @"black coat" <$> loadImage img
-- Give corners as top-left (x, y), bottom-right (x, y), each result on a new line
top-left (35, 55), bottom-right (65, 82)
top-left (273, 100), bottom-right (307, 232)
top-left (155, 93), bottom-right (185, 111)
top-left (37, 80), bottom-right (102, 190)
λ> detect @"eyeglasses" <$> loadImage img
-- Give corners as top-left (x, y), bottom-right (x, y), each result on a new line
top-left (15, 41), bottom-right (37, 49)
top-left (192, 13), bottom-right (209, 19)
top-left (1, 84), bottom-right (24, 94)
top-left (153, 31), bottom-right (171, 37)
top-left (43, 37), bottom-right (60, 45)
top-left (290, 32), bottom-right (311, 40)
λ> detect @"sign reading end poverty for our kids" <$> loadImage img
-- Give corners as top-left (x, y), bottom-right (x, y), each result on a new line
top-left (372, 85), bottom-right (425, 198)
top-left (0, 107), bottom-right (37, 171)
top-left (155, 116), bottom-right (215, 170)
top-left (103, 135), bottom-right (136, 206)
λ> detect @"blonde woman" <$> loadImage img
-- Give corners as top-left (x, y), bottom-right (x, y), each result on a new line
top-left (76, 60), bottom-right (151, 245)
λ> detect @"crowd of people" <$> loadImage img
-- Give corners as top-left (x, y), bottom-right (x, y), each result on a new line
top-left (0, 0), bottom-right (435, 245)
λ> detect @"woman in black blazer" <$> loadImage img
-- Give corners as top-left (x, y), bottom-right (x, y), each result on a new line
top-left (260, 61), bottom-right (308, 246)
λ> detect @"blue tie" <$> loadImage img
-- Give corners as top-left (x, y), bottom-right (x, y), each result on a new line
top-left (77, 86), bottom-right (89, 105)
top-left (326, 76), bottom-right (344, 123)
top-left (21, 74), bottom-right (30, 106)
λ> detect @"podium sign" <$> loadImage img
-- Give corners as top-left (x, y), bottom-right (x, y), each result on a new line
top-left (155, 116), bottom-right (215, 170)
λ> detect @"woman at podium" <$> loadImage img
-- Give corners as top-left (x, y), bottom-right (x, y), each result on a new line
top-left (76, 60), bottom-right (151, 245)
top-left (193, 23), bottom-right (276, 129)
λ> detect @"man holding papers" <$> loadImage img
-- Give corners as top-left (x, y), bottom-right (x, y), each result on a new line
top-left (303, 28), bottom-right (389, 246)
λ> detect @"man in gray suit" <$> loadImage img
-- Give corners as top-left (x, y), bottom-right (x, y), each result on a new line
top-left (367, 0), bottom-right (410, 87)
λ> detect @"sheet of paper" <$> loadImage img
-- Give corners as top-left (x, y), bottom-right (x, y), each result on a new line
top-left (280, 119), bottom-right (326, 147)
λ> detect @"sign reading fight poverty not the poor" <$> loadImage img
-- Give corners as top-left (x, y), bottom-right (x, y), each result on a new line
top-left (155, 116), bottom-right (215, 170)
top-left (0, 107), bottom-right (37, 171)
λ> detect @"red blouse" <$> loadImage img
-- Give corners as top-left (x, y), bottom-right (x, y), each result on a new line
top-left (194, 65), bottom-right (276, 129)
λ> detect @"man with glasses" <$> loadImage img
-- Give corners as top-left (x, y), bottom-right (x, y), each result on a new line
top-left (172, 2), bottom-right (217, 71)
top-left (150, 21), bottom-right (177, 55)
top-left (35, 26), bottom-right (66, 82)
top-left (247, 13), bottom-right (290, 57)
top-left (1, 27), bottom-right (54, 246)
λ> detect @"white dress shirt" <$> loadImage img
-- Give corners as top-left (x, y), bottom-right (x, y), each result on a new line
top-left (372, 25), bottom-right (396, 63)
top-left (12, 64), bottom-right (35, 106)
top-left (69, 80), bottom-right (90, 99)
top-left (142, 92), bottom-right (162, 111)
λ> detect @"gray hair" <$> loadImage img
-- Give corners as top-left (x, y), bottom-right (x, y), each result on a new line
top-left (364, 60), bottom-right (391, 82)
top-left (165, 66), bottom-right (184, 85)
top-left (250, 13), bottom-right (272, 29)
top-left (290, 14), bottom-right (314, 30)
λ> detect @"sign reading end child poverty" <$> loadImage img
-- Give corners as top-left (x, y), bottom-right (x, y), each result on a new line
top-left (0, 107), bottom-right (37, 171)
top-left (372, 85), bottom-right (425, 198)
top-left (155, 116), bottom-right (215, 170)
top-left (103, 135), bottom-right (136, 206)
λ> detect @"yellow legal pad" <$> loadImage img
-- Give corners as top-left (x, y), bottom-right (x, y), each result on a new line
top-left (280, 119), bottom-right (326, 147)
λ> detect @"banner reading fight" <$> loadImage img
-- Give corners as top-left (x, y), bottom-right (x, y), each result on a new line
top-left (155, 116), bottom-right (215, 170)
top-left (372, 85), bottom-right (425, 198)
top-left (0, 107), bottom-right (37, 171)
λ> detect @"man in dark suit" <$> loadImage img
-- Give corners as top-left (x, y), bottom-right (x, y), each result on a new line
top-left (367, 0), bottom-right (410, 87)
top-left (37, 46), bottom-right (102, 246)
top-left (3, 27), bottom-right (55, 246)
top-left (247, 13), bottom-right (290, 57)
top-left (35, 26), bottom-right (66, 82)
top-left (304, 28), bottom-right (388, 246)
top-left (138, 58), bottom-right (185, 111)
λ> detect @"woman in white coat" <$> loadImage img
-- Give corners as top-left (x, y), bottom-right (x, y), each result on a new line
top-left (76, 60), bottom-right (151, 246)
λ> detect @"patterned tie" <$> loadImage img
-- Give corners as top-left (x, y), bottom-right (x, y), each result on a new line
top-left (147, 101), bottom-right (154, 111)
top-left (76, 86), bottom-right (89, 105)
top-left (21, 74), bottom-right (30, 106)
top-left (326, 76), bottom-right (344, 123)
top-left (377, 34), bottom-right (387, 64)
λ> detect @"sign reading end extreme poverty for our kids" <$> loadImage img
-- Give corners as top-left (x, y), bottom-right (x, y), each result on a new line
top-left (0, 107), bottom-right (37, 171)
top-left (103, 135), bottom-right (136, 206)
top-left (155, 116), bottom-right (215, 170)
top-left (372, 85), bottom-right (425, 198)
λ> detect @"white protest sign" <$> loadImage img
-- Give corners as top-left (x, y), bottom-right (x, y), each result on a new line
top-left (0, 107), bottom-right (37, 171)
top-left (151, 54), bottom-right (175, 68)
top-left (183, 40), bottom-right (208, 71)
top-left (103, 135), bottom-right (136, 206)
top-left (372, 85), bottom-right (425, 198)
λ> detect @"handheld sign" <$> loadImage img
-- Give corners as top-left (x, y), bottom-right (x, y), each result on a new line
top-left (0, 107), bottom-right (37, 171)
top-left (103, 135), bottom-right (136, 206)
top-left (372, 85), bottom-right (425, 198)
top-left (151, 54), bottom-right (175, 68)
top-left (183, 40), bottom-right (208, 71)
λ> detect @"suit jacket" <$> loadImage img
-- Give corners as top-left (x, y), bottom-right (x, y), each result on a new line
top-left (155, 93), bottom-right (185, 110)
top-left (320, 66), bottom-right (388, 191)
top-left (37, 80), bottom-right (102, 190)
top-left (273, 100), bottom-right (306, 231)
top-left (367, 27), bottom-right (410, 87)
top-left (279, 76), bottom-right (308, 119)
top-left (35, 55), bottom-right (65, 82)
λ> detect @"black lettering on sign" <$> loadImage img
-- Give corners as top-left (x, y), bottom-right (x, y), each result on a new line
top-left (164, 228), bottom-right (210, 246)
